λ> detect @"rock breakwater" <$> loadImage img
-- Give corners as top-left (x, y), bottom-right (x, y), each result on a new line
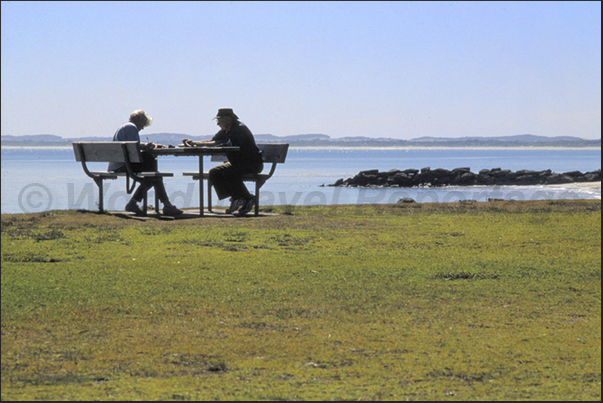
top-left (328, 167), bottom-right (601, 188)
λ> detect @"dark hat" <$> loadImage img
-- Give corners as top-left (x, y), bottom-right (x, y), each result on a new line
top-left (213, 108), bottom-right (239, 120)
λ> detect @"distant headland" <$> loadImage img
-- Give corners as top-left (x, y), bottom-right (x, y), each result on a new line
top-left (1, 133), bottom-right (600, 148)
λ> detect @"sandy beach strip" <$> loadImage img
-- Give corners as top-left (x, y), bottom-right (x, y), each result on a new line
top-left (543, 181), bottom-right (601, 191)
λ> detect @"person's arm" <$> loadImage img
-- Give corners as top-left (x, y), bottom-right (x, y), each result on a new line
top-left (182, 138), bottom-right (216, 147)
top-left (211, 129), bottom-right (230, 145)
top-left (182, 128), bottom-right (228, 147)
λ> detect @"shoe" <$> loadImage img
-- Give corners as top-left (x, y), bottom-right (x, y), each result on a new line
top-left (237, 197), bottom-right (256, 216)
top-left (226, 198), bottom-right (246, 214)
top-left (125, 200), bottom-right (145, 216)
top-left (163, 204), bottom-right (183, 216)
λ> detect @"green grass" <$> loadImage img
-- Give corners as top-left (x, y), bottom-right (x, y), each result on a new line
top-left (1, 200), bottom-right (601, 400)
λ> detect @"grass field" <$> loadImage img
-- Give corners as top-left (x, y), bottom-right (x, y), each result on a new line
top-left (1, 200), bottom-right (601, 400)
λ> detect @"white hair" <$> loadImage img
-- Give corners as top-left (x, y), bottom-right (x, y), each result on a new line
top-left (129, 110), bottom-right (153, 128)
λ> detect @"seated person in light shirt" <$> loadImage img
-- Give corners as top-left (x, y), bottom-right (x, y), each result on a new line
top-left (108, 110), bottom-right (182, 216)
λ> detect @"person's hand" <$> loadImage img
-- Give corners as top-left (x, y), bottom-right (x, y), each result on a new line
top-left (146, 141), bottom-right (157, 150)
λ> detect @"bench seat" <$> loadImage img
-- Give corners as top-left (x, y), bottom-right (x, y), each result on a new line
top-left (73, 142), bottom-right (173, 214)
top-left (183, 172), bottom-right (273, 182)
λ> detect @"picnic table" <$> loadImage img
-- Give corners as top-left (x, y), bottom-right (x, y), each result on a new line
top-left (74, 142), bottom-right (287, 217)
top-left (149, 145), bottom-right (240, 216)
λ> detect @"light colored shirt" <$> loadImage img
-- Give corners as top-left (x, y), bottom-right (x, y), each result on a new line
top-left (108, 122), bottom-right (140, 171)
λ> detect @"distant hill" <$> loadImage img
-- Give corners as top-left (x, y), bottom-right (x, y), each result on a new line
top-left (255, 133), bottom-right (331, 142)
top-left (1, 133), bottom-right (600, 148)
top-left (411, 134), bottom-right (586, 143)
top-left (1, 134), bottom-right (110, 146)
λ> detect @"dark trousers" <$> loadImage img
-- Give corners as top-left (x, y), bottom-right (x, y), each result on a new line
top-left (209, 161), bottom-right (263, 200)
top-left (115, 152), bottom-right (170, 204)
top-left (129, 177), bottom-right (169, 204)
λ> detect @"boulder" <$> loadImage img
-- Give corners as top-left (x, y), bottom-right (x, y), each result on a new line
top-left (475, 172), bottom-right (496, 185)
top-left (545, 173), bottom-right (573, 184)
top-left (515, 175), bottom-right (538, 185)
top-left (585, 172), bottom-right (600, 181)
top-left (451, 167), bottom-right (471, 175)
top-left (585, 170), bottom-right (601, 181)
top-left (389, 172), bottom-right (413, 186)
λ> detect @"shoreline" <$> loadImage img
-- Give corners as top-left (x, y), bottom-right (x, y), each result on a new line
top-left (2, 145), bottom-right (602, 151)
top-left (290, 146), bottom-right (602, 151)
top-left (543, 181), bottom-right (601, 191)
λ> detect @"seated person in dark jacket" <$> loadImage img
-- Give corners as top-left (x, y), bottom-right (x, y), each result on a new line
top-left (108, 110), bottom-right (182, 216)
top-left (183, 108), bottom-right (263, 215)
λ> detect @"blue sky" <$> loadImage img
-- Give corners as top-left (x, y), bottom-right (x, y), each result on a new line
top-left (1, 1), bottom-right (601, 139)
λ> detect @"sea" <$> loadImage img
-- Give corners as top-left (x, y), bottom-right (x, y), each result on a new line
top-left (1, 146), bottom-right (600, 214)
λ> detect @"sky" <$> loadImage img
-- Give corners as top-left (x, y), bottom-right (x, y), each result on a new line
top-left (1, 1), bottom-right (601, 140)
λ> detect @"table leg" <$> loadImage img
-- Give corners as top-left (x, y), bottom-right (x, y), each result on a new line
top-left (199, 156), bottom-right (204, 216)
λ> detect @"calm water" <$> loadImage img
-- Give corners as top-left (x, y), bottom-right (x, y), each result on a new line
top-left (2, 146), bottom-right (600, 214)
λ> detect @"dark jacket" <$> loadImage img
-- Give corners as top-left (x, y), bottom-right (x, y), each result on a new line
top-left (212, 121), bottom-right (263, 168)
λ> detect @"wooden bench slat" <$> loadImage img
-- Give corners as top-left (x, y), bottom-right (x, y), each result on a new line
top-left (183, 173), bottom-right (271, 180)
top-left (137, 172), bottom-right (174, 177)
top-left (90, 171), bottom-right (127, 176)
top-left (73, 141), bottom-right (142, 163)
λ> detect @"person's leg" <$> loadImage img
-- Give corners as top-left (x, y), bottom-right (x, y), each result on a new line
top-left (122, 167), bottom-right (180, 215)
top-left (236, 161), bottom-right (264, 216)
top-left (127, 152), bottom-right (162, 204)
top-left (209, 163), bottom-right (252, 200)
top-left (150, 178), bottom-right (182, 215)
top-left (124, 180), bottom-right (152, 214)
top-left (131, 180), bottom-right (153, 202)
top-left (230, 179), bottom-right (253, 200)
top-left (149, 178), bottom-right (169, 205)
top-left (112, 165), bottom-right (144, 213)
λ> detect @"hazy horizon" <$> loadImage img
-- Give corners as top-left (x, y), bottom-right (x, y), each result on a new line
top-left (2, 1), bottom-right (601, 140)
top-left (2, 132), bottom-right (599, 143)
